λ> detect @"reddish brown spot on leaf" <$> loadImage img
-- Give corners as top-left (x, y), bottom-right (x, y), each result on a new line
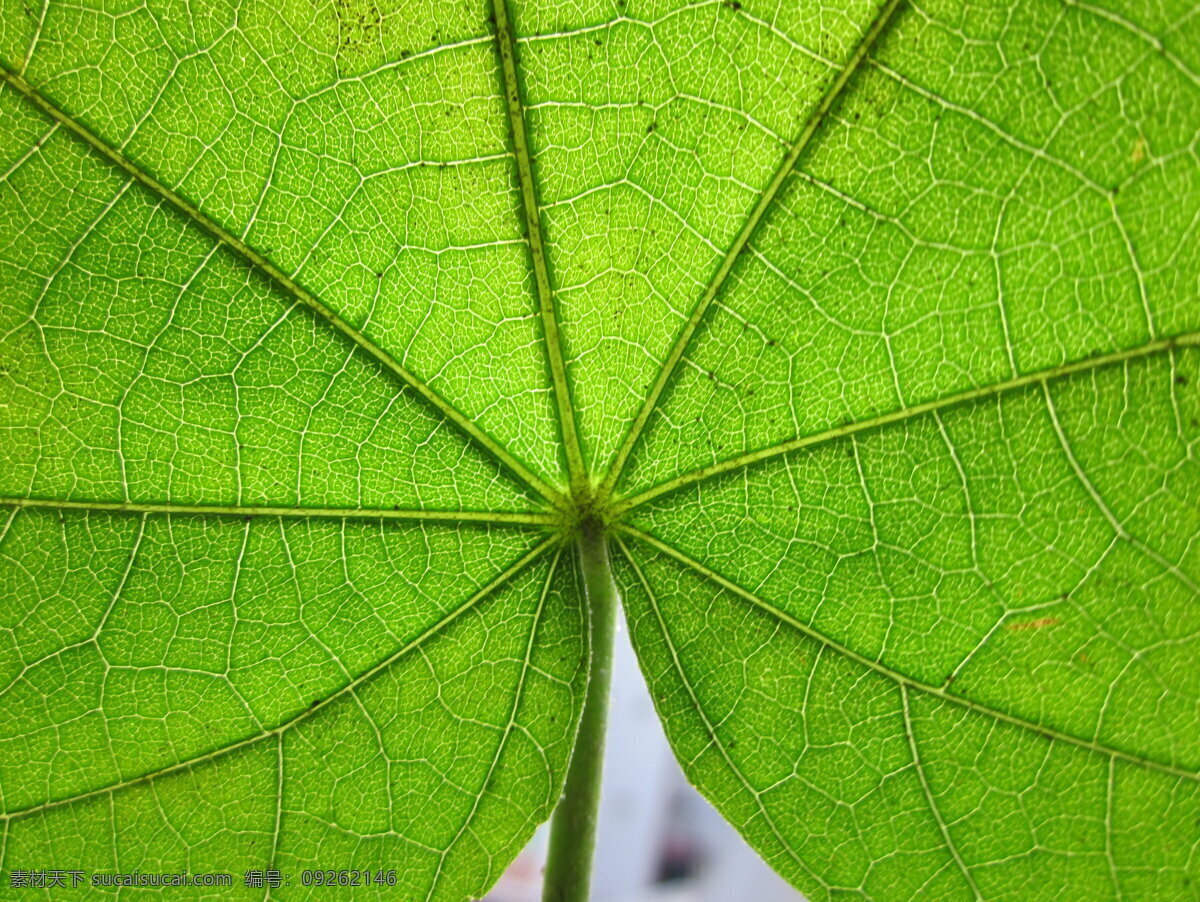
top-left (1007, 617), bottom-right (1061, 631)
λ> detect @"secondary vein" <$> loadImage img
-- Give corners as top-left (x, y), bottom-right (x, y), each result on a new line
top-left (0, 62), bottom-right (565, 511)
top-left (611, 329), bottom-right (1200, 516)
top-left (618, 524), bottom-right (1200, 784)
top-left (492, 0), bottom-right (588, 493)
top-left (595, 0), bottom-right (907, 505)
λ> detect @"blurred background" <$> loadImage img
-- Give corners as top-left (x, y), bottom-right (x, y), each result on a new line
top-left (485, 609), bottom-right (804, 902)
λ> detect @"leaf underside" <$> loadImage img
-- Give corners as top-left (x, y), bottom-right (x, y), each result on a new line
top-left (0, 0), bottom-right (1197, 899)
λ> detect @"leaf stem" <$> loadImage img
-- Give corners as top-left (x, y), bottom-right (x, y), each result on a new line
top-left (542, 523), bottom-right (619, 902)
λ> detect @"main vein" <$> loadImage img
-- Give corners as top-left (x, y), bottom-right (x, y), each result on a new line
top-left (612, 329), bottom-right (1200, 516)
top-left (492, 0), bottom-right (588, 492)
top-left (595, 0), bottom-right (906, 505)
top-left (0, 497), bottom-right (557, 527)
top-left (0, 535), bottom-right (559, 823)
top-left (618, 524), bottom-right (1200, 783)
top-left (0, 62), bottom-right (564, 511)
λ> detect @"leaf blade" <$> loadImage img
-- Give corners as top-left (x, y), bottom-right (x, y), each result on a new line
top-left (0, 62), bottom-right (564, 508)
top-left (598, 0), bottom-right (905, 503)
top-left (615, 527), bottom-right (1200, 899)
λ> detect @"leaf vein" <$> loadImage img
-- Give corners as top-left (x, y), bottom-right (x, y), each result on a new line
top-left (492, 0), bottom-right (587, 491)
top-left (901, 684), bottom-right (982, 899)
top-left (0, 497), bottom-right (558, 527)
top-left (426, 547), bottom-right (563, 900)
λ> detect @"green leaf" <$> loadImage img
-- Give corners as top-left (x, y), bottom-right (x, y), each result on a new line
top-left (1, 0), bottom-right (1197, 897)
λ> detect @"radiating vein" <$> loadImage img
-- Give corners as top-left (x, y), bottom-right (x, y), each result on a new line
top-left (611, 329), bottom-right (1200, 516)
top-left (492, 0), bottom-right (587, 492)
top-left (595, 0), bottom-right (906, 505)
top-left (0, 497), bottom-right (559, 527)
top-left (0, 535), bottom-right (560, 823)
top-left (618, 524), bottom-right (1200, 783)
top-left (0, 61), bottom-right (565, 511)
